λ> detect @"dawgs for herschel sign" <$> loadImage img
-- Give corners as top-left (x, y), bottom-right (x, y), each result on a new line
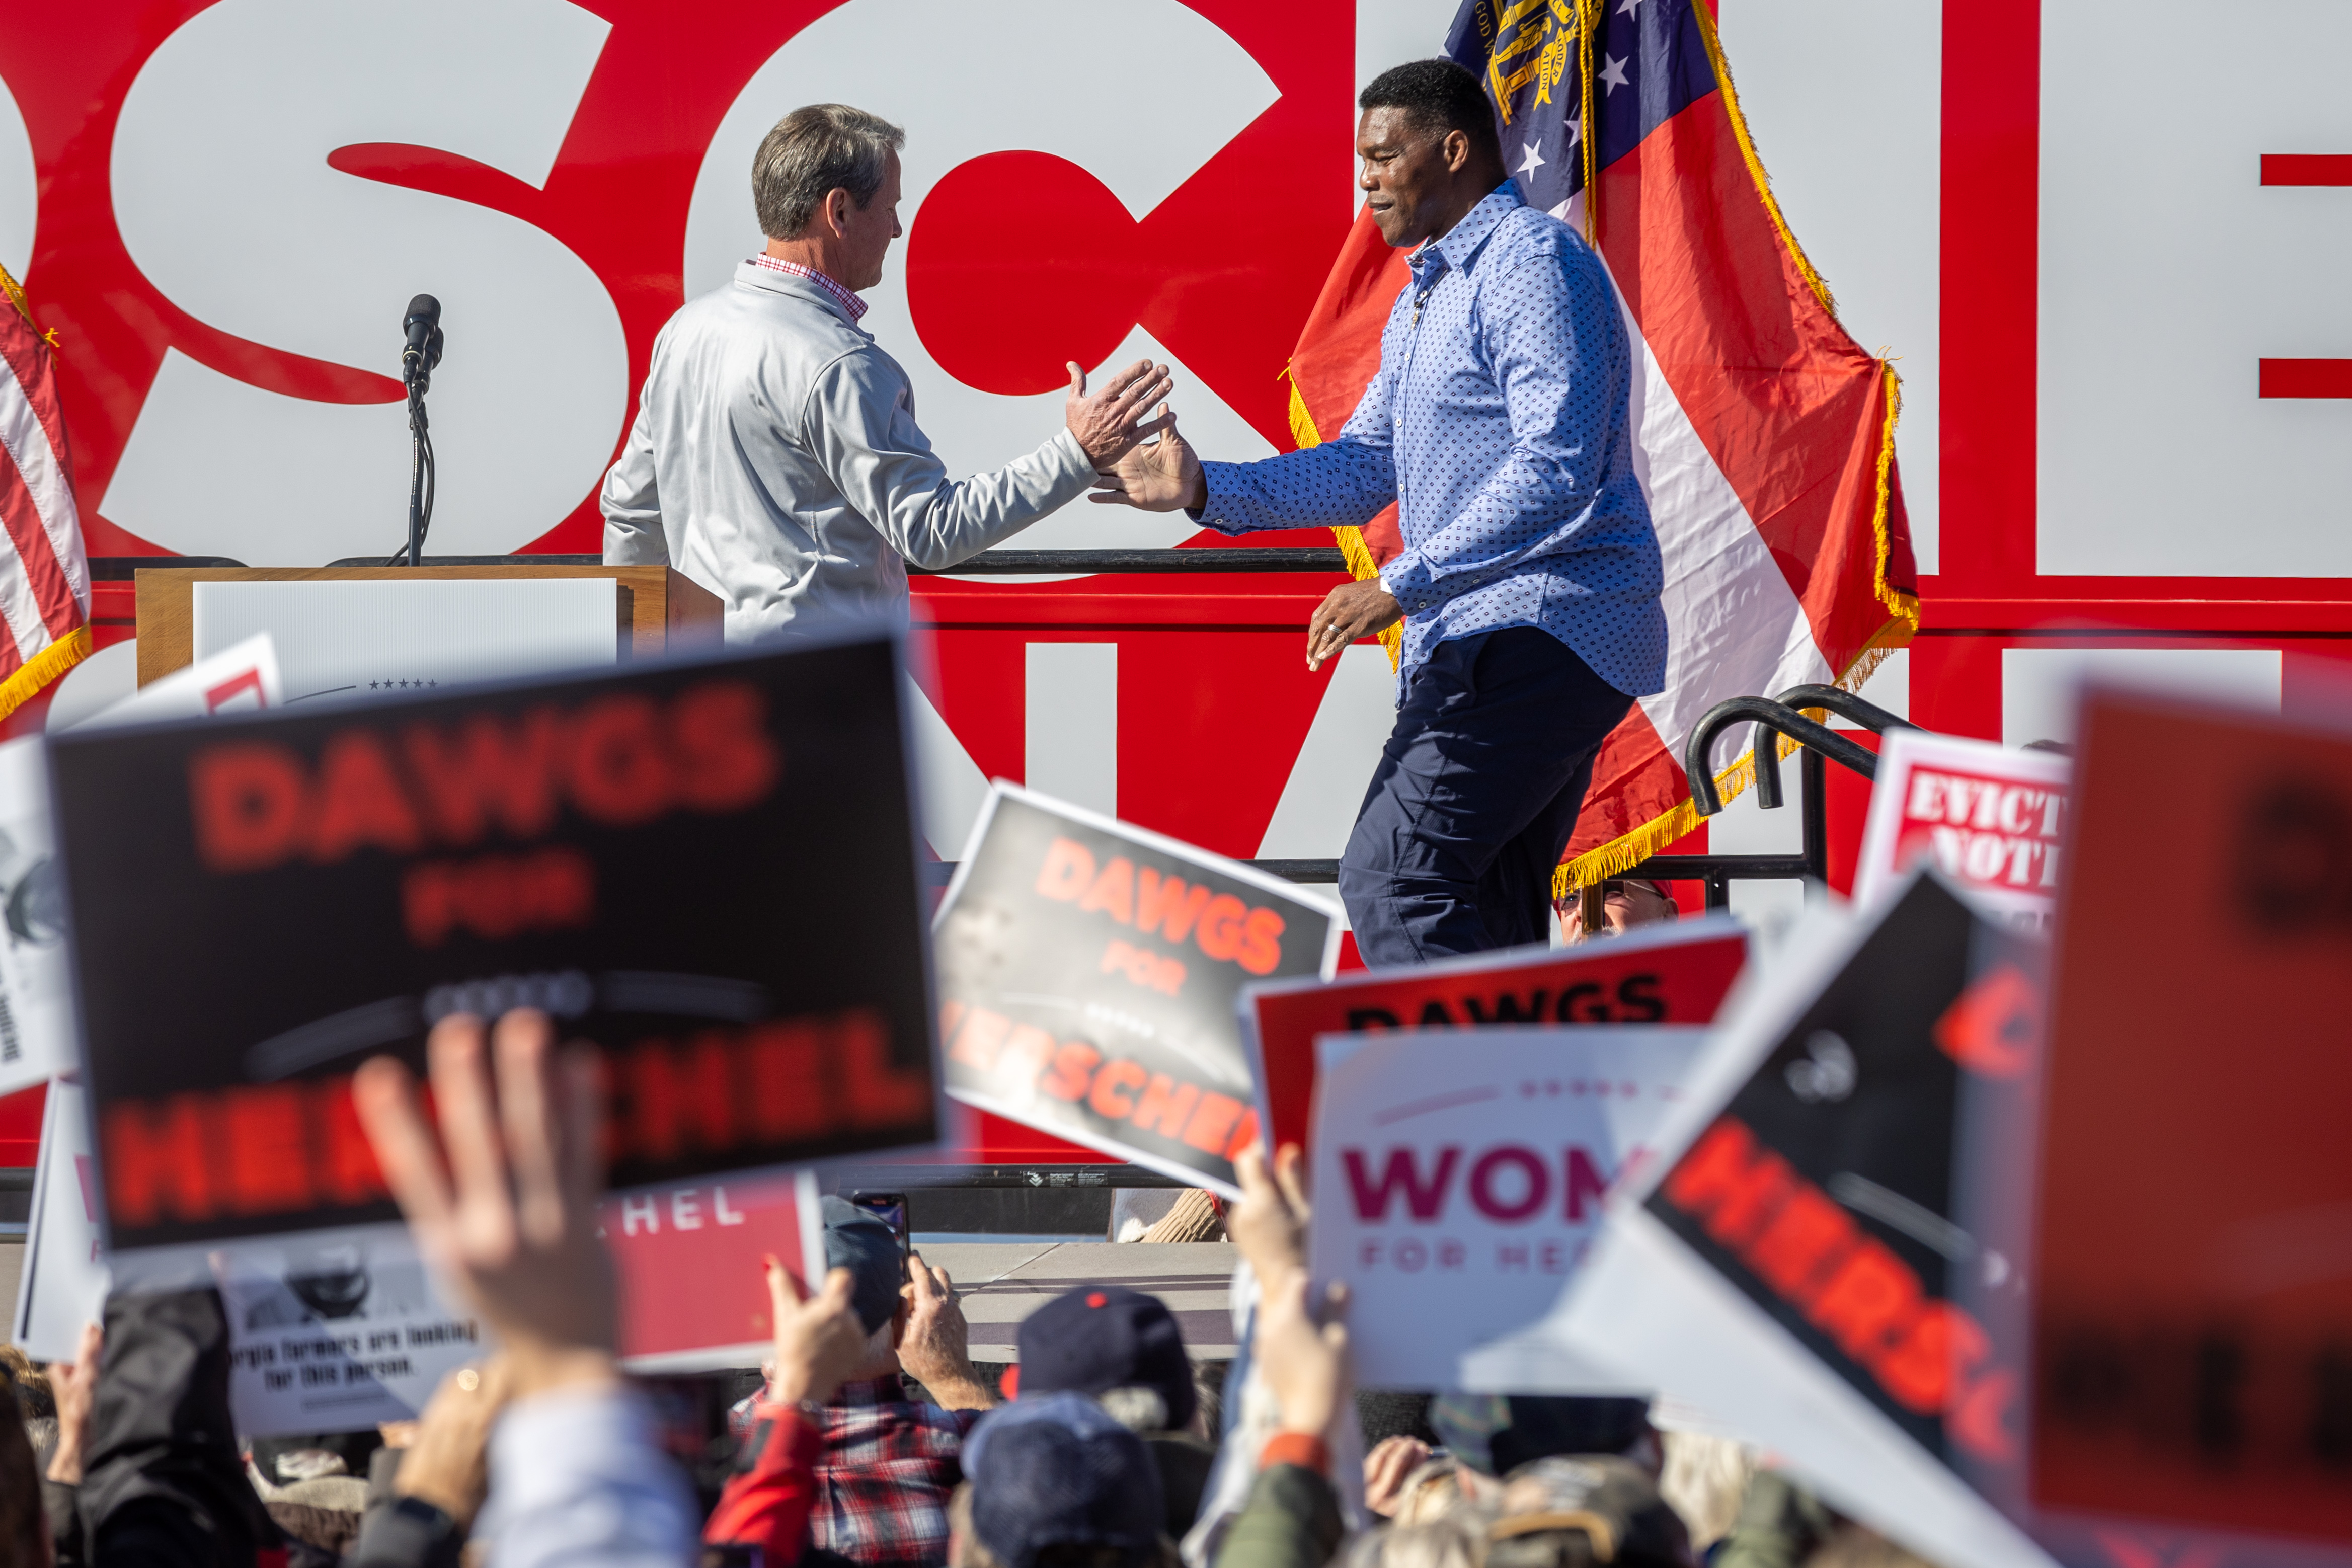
top-left (47, 636), bottom-right (939, 1256)
top-left (934, 786), bottom-right (1337, 1194)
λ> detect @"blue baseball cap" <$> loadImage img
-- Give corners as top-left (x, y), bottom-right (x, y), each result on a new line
top-left (1014, 1286), bottom-right (1196, 1432)
top-left (965, 1391), bottom-right (1165, 1568)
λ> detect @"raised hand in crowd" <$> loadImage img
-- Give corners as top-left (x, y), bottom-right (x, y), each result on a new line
top-left (1362, 1435), bottom-right (1433, 1519)
top-left (764, 1258), bottom-right (869, 1407)
top-left (897, 1251), bottom-right (997, 1412)
top-left (1065, 358), bottom-right (1178, 467)
top-left (1229, 1141), bottom-right (1313, 1288)
top-left (44, 1321), bottom-right (99, 1486)
top-left (1255, 1268), bottom-right (1353, 1453)
top-left (354, 1009), bottom-right (699, 1568)
top-left (354, 1010), bottom-right (617, 1399)
top-left (1089, 406), bottom-right (1205, 511)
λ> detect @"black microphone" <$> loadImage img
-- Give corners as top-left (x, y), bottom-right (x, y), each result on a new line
top-left (402, 293), bottom-right (442, 382)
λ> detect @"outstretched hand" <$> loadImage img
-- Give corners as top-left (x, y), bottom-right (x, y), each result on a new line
top-left (1066, 359), bottom-right (1176, 466)
top-left (354, 1010), bottom-right (617, 1398)
top-left (1089, 407), bottom-right (1205, 512)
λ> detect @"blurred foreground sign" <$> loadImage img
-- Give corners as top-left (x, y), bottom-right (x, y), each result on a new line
top-left (1244, 919), bottom-right (1749, 1157)
top-left (934, 786), bottom-right (1338, 1195)
top-left (1310, 1024), bottom-right (1707, 1391)
top-left (1493, 875), bottom-right (2057, 1568)
top-left (608, 1168), bottom-right (822, 1374)
top-left (1853, 731), bottom-right (2071, 929)
top-left (2034, 691), bottom-right (2352, 1556)
top-left (47, 635), bottom-right (939, 1260)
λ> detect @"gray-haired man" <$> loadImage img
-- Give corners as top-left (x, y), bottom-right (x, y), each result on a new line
top-left (604, 103), bottom-right (1171, 643)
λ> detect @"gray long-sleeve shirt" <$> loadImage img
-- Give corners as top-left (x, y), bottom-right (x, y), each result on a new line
top-left (602, 261), bottom-right (1094, 644)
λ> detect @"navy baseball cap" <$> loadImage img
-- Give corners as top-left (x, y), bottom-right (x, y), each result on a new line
top-left (1014, 1285), bottom-right (1196, 1432)
top-left (819, 1195), bottom-right (902, 1335)
top-left (965, 1391), bottom-right (1165, 1568)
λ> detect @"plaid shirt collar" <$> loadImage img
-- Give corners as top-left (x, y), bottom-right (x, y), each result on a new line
top-left (750, 253), bottom-right (869, 323)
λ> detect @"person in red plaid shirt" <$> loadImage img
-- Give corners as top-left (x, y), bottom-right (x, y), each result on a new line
top-left (795, 1197), bottom-right (999, 1568)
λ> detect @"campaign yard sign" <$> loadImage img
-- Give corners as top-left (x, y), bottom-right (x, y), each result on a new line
top-left (1500, 874), bottom-right (2057, 1568)
top-left (2033, 690), bottom-right (2352, 1560)
top-left (45, 635), bottom-right (940, 1269)
top-left (608, 1168), bottom-right (823, 1374)
top-left (934, 785), bottom-right (1338, 1195)
top-left (1853, 731), bottom-right (2070, 928)
top-left (12, 1076), bottom-right (107, 1362)
top-left (1310, 1024), bottom-right (1708, 1392)
top-left (1244, 919), bottom-right (1749, 1158)
top-left (0, 736), bottom-right (76, 1097)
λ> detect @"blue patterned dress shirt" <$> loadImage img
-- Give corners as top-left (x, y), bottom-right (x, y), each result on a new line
top-left (1195, 184), bottom-right (1667, 700)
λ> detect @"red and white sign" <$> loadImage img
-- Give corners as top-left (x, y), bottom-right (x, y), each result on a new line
top-left (1243, 919), bottom-right (1749, 1159)
top-left (1308, 1024), bottom-right (1707, 1392)
top-left (1853, 730), bottom-right (2071, 928)
top-left (608, 1168), bottom-right (822, 1374)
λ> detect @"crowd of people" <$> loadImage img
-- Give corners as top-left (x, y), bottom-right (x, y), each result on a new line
top-left (0, 1008), bottom-right (1939, 1568)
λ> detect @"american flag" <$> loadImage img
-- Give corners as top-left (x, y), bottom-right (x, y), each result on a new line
top-left (1289, 0), bottom-right (1918, 892)
top-left (0, 269), bottom-right (89, 721)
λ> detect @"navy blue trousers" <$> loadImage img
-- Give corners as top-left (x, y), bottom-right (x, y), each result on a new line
top-left (1339, 628), bottom-right (1635, 967)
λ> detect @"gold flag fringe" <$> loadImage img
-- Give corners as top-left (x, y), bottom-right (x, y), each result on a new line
top-left (0, 624), bottom-right (90, 723)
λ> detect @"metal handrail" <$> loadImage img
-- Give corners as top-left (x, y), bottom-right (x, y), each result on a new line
top-left (1684, 696), bottom-right (1879, 816)
top-left (1772, 683), bottom-right (1913, 736)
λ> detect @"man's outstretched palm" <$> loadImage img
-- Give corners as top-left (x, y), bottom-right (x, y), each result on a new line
top-left (1089, 409), bottom-right (1205, 513)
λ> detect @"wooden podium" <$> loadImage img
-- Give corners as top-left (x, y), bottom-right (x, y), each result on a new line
top-left (132, 565), bottom-right (725, 686)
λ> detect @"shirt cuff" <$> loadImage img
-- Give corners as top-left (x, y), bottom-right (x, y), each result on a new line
top-left (1048, 426), bottom-right (1093, 481)
top-left (1378, 554), bottom-right (1434, 613)
top-left (1258, 1431), bottom-right (1331, 1474)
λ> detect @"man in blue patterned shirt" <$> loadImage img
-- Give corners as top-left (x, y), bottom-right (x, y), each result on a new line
top-left (1094, 58), bottom-right (1667, 966)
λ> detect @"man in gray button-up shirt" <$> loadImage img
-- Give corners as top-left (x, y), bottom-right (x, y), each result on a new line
top-left (603, 103), bottom-right (1171, 645)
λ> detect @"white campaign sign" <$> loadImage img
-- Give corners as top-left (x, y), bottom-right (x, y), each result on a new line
top-left (12, 1077), bottom-right (109, 1361)
top-left (1308, 1024), bottom-right (1707, 1392)
top-left (1852, 731), bottom-right (2070, 929)
top-left (211, 1223), bottom-right (486, 1437)
top-left (0, 736), bottom-right (75, 1096)
top-left (67, 632), bottom-right (283, 731)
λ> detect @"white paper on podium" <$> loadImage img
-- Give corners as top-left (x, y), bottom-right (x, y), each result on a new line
top-left (192, 577), bottom-right (618, 707)
top-left (68, 632), bottom-right (283, 731)
top-left (0, 736), bottom-right (76, 1096)
top-left (12, 1076), bottom-right (109, 1361)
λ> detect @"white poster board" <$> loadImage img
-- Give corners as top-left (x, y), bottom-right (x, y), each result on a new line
top-left (1852, 730), bottom-right (2071, 929)
top-left (0, 736), bottom-right (75, 1096)
top-left (11, 1076), bottom-right (108, 1360)
top-left (67, 632), bottom-right (283, 731)
top-left (192, 578), bottom-right (618, 707)
top-left (209, 1222), bottom-right (485, 1437)
top-left (1309, 1024), bottom-right (1707, 1392)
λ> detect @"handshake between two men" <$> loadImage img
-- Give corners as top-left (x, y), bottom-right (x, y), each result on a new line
top-left (1079, 369), bottom-right (1406, 676)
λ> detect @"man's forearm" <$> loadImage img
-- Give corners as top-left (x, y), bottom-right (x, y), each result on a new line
top-left (1192, 442), bottom-right (1395, 536)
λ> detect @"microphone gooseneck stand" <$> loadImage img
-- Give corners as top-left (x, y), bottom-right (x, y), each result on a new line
top-left (386, 293), bottom-right (445, 566)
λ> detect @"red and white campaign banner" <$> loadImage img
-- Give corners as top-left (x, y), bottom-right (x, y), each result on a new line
top-left (1853, 731), bottom-right (2069, 928)
top-left (1243, 919), bottom-right (1749, 1158)
top-left (1308, 1024), bottom-right (1707, 1392)
top-left (608, 1168), bottom-right (822, 1374)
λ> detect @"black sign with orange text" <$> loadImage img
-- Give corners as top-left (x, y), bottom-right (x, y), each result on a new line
top-left (1642, 875), bottom-right (2043, 1485)
top-left (47, 636), bottom-right (939, 1254)
top-left (933, 786), bottom-right (1337, 1194)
